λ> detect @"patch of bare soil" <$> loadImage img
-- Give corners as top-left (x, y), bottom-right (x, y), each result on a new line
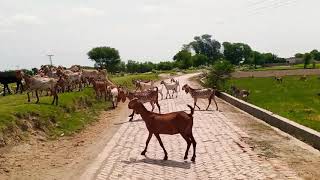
top-left (189, 78), bottom-right (320, 180)
top-left (0, 102), bottom-right (131, 180)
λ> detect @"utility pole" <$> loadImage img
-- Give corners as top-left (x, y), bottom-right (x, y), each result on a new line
top-left (47, 54), bottom-right (54, 66)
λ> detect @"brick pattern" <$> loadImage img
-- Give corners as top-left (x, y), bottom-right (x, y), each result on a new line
top-left (81, 75), bottom-right (299, 180)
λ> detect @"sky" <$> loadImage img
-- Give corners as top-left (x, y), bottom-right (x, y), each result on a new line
top-left (0, 0), bottom-right (319, 70)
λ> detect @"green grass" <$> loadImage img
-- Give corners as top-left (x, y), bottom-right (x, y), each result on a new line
top-left (0, 73), bottom-right (160, 142)
top-left (0, 88), bottom-right (111, 137)
top-left (253, 63), bottom-right (320, 71)
top-left (227, 76), bottom-right (320, 132)
top-left (111, 73), bottom-right (160, 90)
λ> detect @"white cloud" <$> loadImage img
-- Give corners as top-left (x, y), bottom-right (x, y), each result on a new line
top-left (0, 14), bottom-right (42, 27)
top-left (72, 7), bottom-right (105, 17)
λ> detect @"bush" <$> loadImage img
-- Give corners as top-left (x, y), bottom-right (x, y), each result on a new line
top-left (206, 59), bottom-right (234, 90)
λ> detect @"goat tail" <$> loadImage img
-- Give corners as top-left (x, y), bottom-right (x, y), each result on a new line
top-left (187, 105), bottom-right (194, 116)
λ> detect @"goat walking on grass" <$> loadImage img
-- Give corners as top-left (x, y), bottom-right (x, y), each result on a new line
top-left (128, 98), bottom-right (197, 162)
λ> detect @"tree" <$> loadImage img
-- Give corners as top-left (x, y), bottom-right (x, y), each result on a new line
top-left (206, 59), bottom-right (234, 90)
top-left (192, 54), bottom-right (209, 67)
top-left (303, 53), bottom-right (312, 69)
top-left (222, 42), bottom-right (252, 65)
top-left (310, 49), bottom-right (320, 61)
top-left (156, 61), bottom-right (174, 71)
top-left (126, 60), bottom-right (139, 73)
top-left (173, 50), bottom-right (192, 69)
top-left (184, 34), bottom-right (221, 64)
top-left (87, 46), bottom-right (121, 73)
top-left (295, 53), bottom-right (304, 58)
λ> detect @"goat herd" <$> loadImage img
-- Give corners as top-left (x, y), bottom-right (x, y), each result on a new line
top-left (0, 65), bottom-right (124, 107)
top-left (125, 76), bottom-right (223, 162)
top-left (0, 67), bottom-right (224, 162)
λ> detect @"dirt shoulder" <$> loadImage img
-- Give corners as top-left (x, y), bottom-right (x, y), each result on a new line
top-left (189, 77), bottom-right (320, 180)
top-left (0, 102), bottom-right (131, 180)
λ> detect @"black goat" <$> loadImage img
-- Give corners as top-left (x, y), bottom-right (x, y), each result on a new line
top-left (0, 70), bottom-right (24, 96)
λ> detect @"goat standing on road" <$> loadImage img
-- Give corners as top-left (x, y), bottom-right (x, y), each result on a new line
top-left (182, 84), bottom-right (218, 111)
top-left (128, 98), bottom-right (197, 162)
top-left (160, 80), bottom-right (178, 99)
top-left (126, 87), bottom-right (160, 121)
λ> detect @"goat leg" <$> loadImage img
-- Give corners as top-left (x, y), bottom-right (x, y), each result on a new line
top-left (190, 133), bottom-right (197, 162)
top-left (128, 111), bottom-right (135, 121)
top-left (35, 90), bottom-right (39, 104)
top-left (15, 82), bottom-right (19, 94)
top-left (181, 134), bottom-right (192, 160)
top-left (27, 92), bottom-right (30, 102)
top-left (141, 133), bottom-right (152, 155)
top-left (206, 98), bottom-right (212, 111)
top-left (156, 101), bottom-right (161, 113)
top-left (154, 134), bottom-right (168, 160)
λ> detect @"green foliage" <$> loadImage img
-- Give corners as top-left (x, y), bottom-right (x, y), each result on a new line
top-left (87, 46), bottom-right (121, 73)
top-left (227, 76), bottom-right (320, 132)
top-left (310, 49), bottom-right (320, 61)
top-left (0, 88), bottom-right (111, 137)
top-left (173, 50), bottom-right (192, 69)
top-left (295, 53), bottom-right (304, 58)
top-left (303, 53), bottom-right (312, 69)
top-left (184, 34), bottom-right (221, 63)
top-left (156, 61), bottom-right (175, 71)
top-left (111, 73), bottom-right (159, 90)
top-left (206, 59), bottom-right (234, 89)
top-left (192, 54), bottom-right (209, 67)
top-left (222, 42), bottom-right (252, 65)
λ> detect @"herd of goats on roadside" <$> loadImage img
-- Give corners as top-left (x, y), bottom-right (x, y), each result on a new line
top-left (0, 65), bottom-right (225, 162)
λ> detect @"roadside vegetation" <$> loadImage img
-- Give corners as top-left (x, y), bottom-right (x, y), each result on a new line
top-left (227, 76), bottom-right (320, 132)
top-left (0, 72), bottom-right (159, 146)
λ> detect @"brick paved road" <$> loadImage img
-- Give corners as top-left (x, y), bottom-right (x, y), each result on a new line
top-left (81, 74), bottom-right (299, 180)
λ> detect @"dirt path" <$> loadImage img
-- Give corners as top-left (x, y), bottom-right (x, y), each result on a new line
top-left (0, 102), bottom-right (131, 180)
top-left (0, 73), bottom-right (319, 179)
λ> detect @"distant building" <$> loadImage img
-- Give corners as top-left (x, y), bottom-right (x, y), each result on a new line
top-left (286, 57), bottom-right (303, 64)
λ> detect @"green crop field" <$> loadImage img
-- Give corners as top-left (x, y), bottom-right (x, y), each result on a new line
top-left (227, 76), bottom-right (320, 132)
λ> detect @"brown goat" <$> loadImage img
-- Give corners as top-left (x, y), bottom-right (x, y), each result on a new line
top-left (128, 98), bottom-right (197, 162)
top-left (126, 87), bottom-right (160, 121)
top-left (89, 78), bottom-right (108, 101)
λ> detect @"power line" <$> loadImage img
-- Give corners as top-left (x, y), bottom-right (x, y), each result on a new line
top-left (249, 0), bottom-right (298, 15)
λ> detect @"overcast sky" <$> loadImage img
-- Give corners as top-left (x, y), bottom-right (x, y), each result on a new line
top-left (0, 0), bottom-right (318, 70)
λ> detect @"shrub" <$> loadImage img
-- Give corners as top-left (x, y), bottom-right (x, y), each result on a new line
top-left (206, 59), bottom-right (234, 90)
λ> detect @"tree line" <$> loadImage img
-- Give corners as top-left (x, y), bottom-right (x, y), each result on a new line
top-left (87, 34), bottom-right (320, 73)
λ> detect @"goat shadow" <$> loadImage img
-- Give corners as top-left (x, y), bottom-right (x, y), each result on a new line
top-left (121, 156), bottom-right (191, 169)
top-left (114, 119), bottom-right (143, 125)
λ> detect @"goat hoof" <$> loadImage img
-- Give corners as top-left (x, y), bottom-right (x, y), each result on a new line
top-left (141, 151), bottom-right (146, 155)
top-left (191, 156), bottom-right (196, 162)
top-left (163, 156), bottom-right (168, 161)
top-left (184, 156), bottom-right (188, 160)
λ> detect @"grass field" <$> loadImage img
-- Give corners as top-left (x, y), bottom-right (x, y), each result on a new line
top-left (0, 73), bottom-right (159, 143)
top-left (253, 63), bottom-right (320, 71)
top-left (110, 73), bottom-right (160, 90)
top-left (228, 76), bottom-right (320, 132)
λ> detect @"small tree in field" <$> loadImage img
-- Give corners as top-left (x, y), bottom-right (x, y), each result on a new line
top-left (206, 59), bottom-right (234, 90)
top-left (87, 46), bottom-right (120, 73)
top-left (303, 53), bottom-right (312, 69)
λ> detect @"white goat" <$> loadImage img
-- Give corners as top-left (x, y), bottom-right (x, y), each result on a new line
top-left (160, 80), bottom-right (178, 99)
